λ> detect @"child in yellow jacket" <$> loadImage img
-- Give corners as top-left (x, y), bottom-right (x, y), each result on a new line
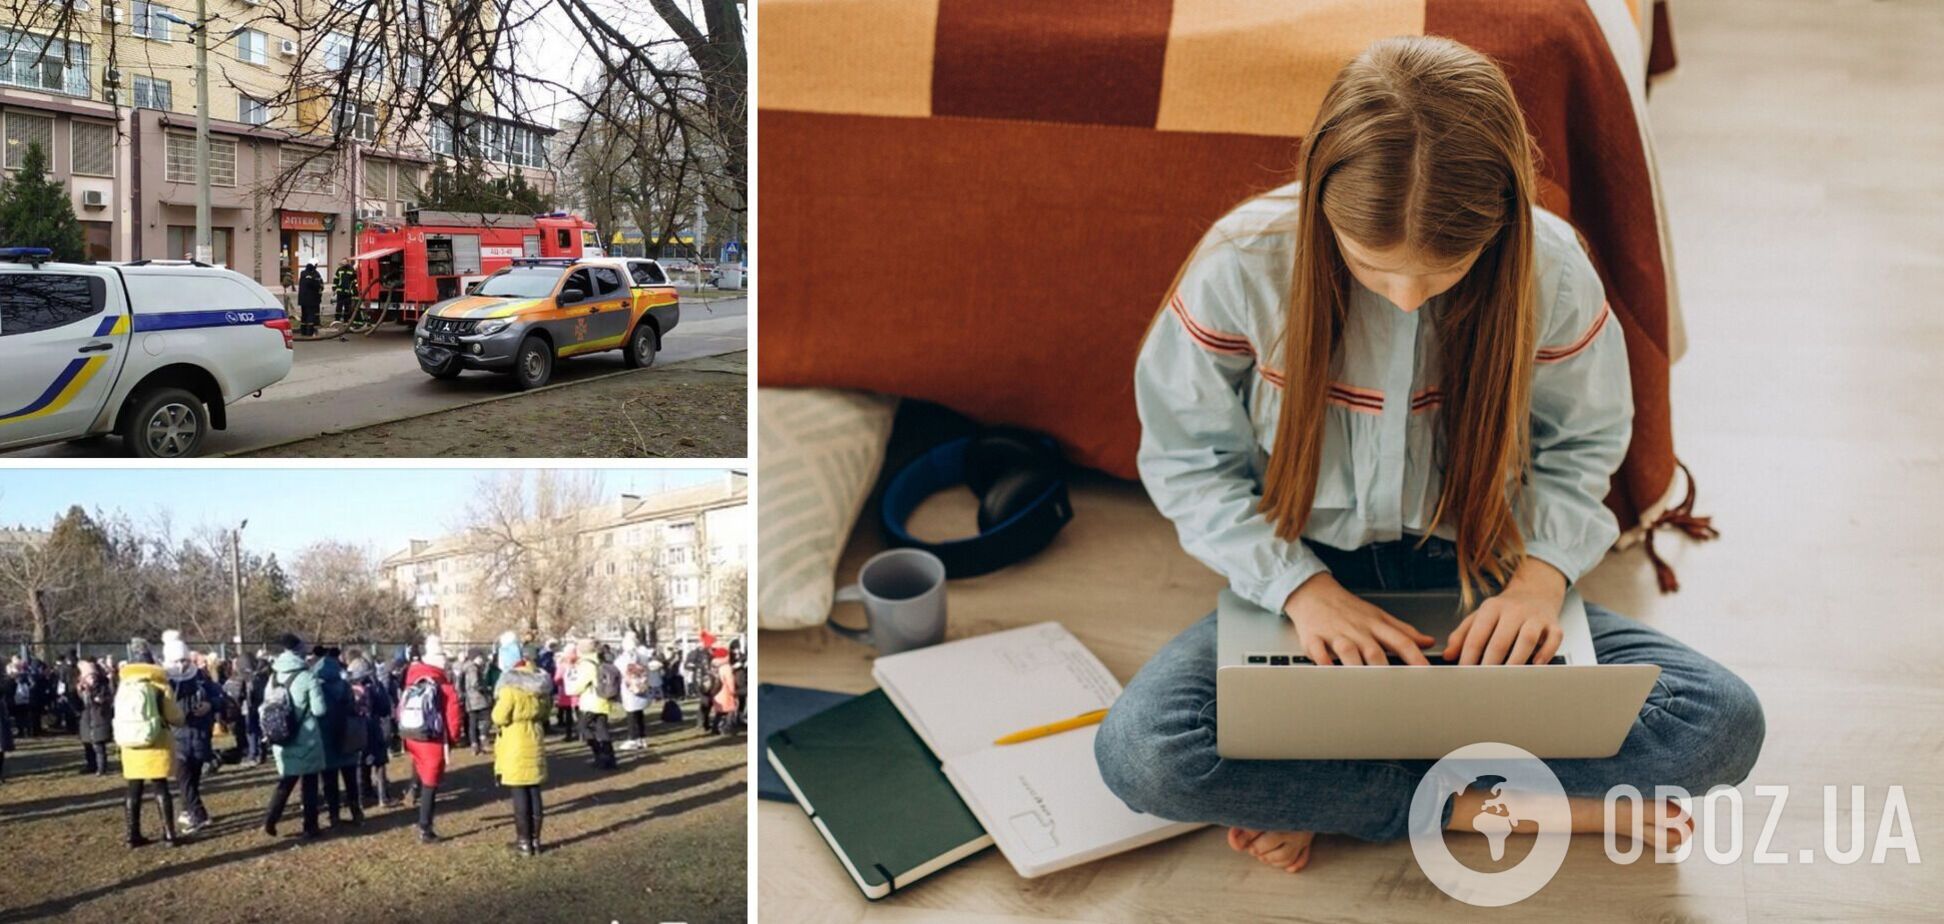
top-left (492, 635), bottom-right (553, 856)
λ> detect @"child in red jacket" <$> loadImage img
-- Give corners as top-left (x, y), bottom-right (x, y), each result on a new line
top-left (400, 635), bottom-right (464, 843)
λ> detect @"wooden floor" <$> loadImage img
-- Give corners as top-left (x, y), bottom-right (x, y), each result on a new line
top-left (754, 1), bottom-right (1944, 920)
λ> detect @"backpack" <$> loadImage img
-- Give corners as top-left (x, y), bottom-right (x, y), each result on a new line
top-left (398, 677), bottom-right (444, 742)
top-left (596, 662), bottom-right (622, 701)
top-left (338, 681), bottom-right (371, 753)
top-left (259, 676), bottom-right (297, 746)
top-left (112, 680), bottom-right (166, 747)
top-left (177, 677), bottom-right (207, 721)
top-left (624, 662), bottom-right (651, 696)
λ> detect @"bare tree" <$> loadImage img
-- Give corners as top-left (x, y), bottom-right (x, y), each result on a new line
top-left (711, 561), bottom-right (746, 636)
top-left (621, 526), bottom-right (674, 647)
top-left (459, 470), bottom-right (602, 639)
top-left (289, 540), bottom-right (418, 643)
top-left (0, 526), bottom-right (78, 661)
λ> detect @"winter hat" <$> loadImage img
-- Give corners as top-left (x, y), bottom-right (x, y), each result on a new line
top-left (277, 633), bottom-right (307, 656)
top-left (161, 630), bottom-right (188, 664)
top-left (347, 657), bottom-right (373, 680)
top-left (422, 634), bottom-right (447, 669)
top-left (496, 631), bottom-right (521, 673)
top-left (127, 636), bottom-right (155, 665)
top-left (711, 646), bottom-right (730, 662)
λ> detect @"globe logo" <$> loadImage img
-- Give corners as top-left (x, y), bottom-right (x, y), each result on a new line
top-left (1408, 742), bottom-right (1572, 907)
top-left (1465, 776), bottom-right (1521, 861)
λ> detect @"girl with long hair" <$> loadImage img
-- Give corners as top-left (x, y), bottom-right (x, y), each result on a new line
top-left (1096, 36), bottom-right (1764, 873)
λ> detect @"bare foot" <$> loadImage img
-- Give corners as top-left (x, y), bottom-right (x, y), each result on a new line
top-left (1592, 796), bottom-right (1693, 852)
top-left (1445, 791), bottom-right (1695, 852)
top-left (1227, 827), bottom-right (1316, 873)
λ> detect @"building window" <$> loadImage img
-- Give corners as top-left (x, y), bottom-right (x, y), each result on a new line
top-left (70, 121), bottom-right (115, 176)
top-left (362, 159), bottom-right (389, 199)
top-left (334, 101), bottom-right (377, 142)
top-left (407, 0), bottom-right (441, 37)
top-left (280, 146), bottom-right (336, 194)
top-left (320, 32), bottom-right (384, 84)
top-left (133, 75), bottom-right (172, 110)
top-left (237, 29), bottom-right (268, 65)
top-left (396, 164), bottom-right (421, 201)
top-left (429, 121), bottom-right (453, 156)
top-left (82, 222), bottom-right (112, 262)
top-left (0, 29), bottom-right (90, 96)
top-left (165, 132), bottom-right (236, 186)
top-left (239, 95), bottom-right (270, 126)
top-left (3, 112), bottom-right (53, 170)
top-left (320, 32), bottom-right (351, 70)
top-left (131, 2), bottom-right (176, 42)
top-left (165, 226), bottom-right (234, 265)
top-left (401, 52), bottom-right (426, 89)
top-left (448, 117), bottom-right (549, 168)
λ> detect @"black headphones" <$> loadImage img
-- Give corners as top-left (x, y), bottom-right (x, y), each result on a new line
top-left (879, 428), bottom-right (1074, 578)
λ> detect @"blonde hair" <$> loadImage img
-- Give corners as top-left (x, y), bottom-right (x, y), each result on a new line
top-left (1252, 36), bottom-right (1542, 604)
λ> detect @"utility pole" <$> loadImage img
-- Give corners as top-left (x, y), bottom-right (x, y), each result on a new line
top-left (230, 519), bottom-right (248, 652)
top-left (159, 5), bottom-right (216, 263)
top-left (193, 0), bottom-right (212, 263)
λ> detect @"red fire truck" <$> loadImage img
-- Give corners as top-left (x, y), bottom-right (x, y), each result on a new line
top-left (351, 210), bottom-right (602, 321)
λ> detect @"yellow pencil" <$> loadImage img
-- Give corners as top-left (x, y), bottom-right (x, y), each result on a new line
top-left (993, 708), bottom-right (1110, 746)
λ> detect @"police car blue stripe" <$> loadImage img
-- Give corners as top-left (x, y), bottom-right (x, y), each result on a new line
top-left (0, 358), bottom-right (86, 421)
top-left (92, 315), bottom-right (117, 336)
top-left (129, 308), bottom-right (287, 333)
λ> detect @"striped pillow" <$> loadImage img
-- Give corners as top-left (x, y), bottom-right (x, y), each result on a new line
top-left (757, 387), bottom-right (900, 630)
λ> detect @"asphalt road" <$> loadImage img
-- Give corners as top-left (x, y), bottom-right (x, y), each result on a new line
top-left (11, 296), bottom-right (747, 457)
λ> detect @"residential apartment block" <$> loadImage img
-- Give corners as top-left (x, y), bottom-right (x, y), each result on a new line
top-left (379, 474), bottom-right (751, 646)
top-left (0, 0), bottom-right (560, 287)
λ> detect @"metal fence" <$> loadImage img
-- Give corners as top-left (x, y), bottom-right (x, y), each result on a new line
top-left (7, 640), bottom-right (425, 663)
top-left (6, 636), bottom-right (740, 663)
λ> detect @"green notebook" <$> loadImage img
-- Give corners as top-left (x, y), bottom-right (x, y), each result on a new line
top-left (765, 689), bottom-right (993, 899)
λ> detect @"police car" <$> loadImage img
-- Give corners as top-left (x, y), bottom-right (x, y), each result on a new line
top-left (0, 248), bottom-right (294, 457)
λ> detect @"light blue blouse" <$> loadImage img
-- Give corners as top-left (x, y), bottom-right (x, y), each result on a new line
top-left (1134, 182), bottom-right (1633, 613)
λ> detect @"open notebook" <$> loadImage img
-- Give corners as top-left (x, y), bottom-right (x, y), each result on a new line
top-left (872, 622), bottom-right (1203, 878)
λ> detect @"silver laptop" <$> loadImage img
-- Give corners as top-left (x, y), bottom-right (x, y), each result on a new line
top-left (1215, 588), bottom-right (1658, 759)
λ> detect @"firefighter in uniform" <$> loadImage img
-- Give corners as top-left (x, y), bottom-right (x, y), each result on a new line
top-left (297, 263), bottom-right (324, 336)
top-left (333, 258), bottom-right (358, 323)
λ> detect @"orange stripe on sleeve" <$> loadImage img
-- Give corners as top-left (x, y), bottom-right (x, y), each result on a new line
top-left (1537, 302), bottom-right (1613, 364)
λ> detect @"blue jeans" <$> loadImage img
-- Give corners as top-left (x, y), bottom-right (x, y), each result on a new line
top-left (1095, 537), bottom-right (1766, 841)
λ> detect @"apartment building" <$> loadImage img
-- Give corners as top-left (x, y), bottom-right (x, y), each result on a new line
top-left (0, 0), bottom-right (561, 287)
top-left (379, 474), bottom-right (751, 645)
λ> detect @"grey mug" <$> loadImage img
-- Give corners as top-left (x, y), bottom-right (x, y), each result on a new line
top-left (827, 548), bottom-right (948, 655)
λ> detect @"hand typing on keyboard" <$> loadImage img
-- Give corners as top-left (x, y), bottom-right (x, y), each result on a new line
top-left (1441, 559), bottom-right (1570, 665)
top-left (1281, 572), bottom-right (1438, 666)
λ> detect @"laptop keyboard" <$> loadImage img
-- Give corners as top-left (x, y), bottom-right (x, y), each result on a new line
top-left (1246, 653), bottom-right (1568, 666)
